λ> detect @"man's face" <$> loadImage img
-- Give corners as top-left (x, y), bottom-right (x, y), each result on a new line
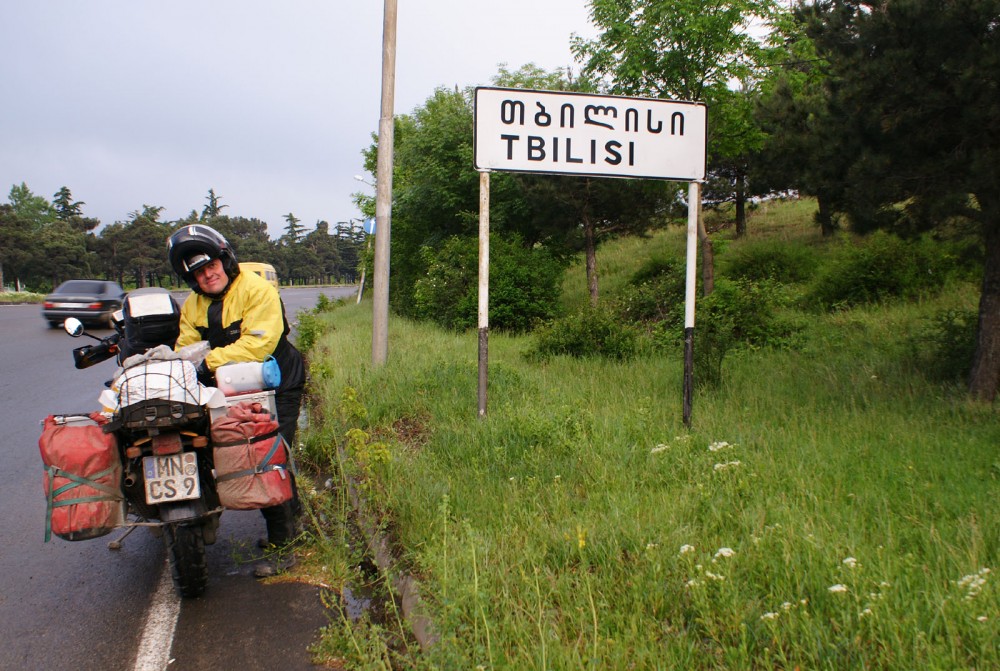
top-left (193, 258), bottom-right (229, 295)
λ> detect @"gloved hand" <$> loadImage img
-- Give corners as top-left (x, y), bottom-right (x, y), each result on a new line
top-left (195, 360), bottom-right (214, 386)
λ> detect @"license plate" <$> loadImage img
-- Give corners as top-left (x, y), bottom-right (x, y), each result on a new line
top-left (51, 302), bottom-right (82, 308)
top-left (143, 452), bottom-right (201, 504)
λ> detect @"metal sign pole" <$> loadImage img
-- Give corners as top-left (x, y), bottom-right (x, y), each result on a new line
top-left (477, 170), bottom-right (490, 418)
top-left (683, 181), bottom-right (700, 426)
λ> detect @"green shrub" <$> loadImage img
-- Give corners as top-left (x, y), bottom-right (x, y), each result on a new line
top-left (412, 234), bottom-right (563, 332)
top-left (803, 231), bottom-right (958, 310)
top-left (615, 256), bottom-right (686, 325)
top-left (723, 239), bottom-right (819, 284)
top-left (907, 308), bottom-right (978, 382)
top-left (655, 277), bottom-right (798, 386)
top-left (532, 305), bottom-right (640, 360)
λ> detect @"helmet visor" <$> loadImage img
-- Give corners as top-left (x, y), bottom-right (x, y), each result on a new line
top-left (183, 252), bottom-right (214, 273)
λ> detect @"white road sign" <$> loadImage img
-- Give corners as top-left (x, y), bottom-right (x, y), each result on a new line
top-left (474, 87), bottom-right (706, 181)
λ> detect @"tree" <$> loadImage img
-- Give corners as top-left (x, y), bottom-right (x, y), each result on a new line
top-left (808, 0), bottom-right (1000, 400)
top-left (574, 0), bottom-right (779, 286)
top-left (752, 3), bottom-right (848, 236)
top-left (0, 204), bottom-right (33, 290)
top-left (121, 206), bottom-right (171, 287)
top-left (281, 213), bottom-right (305, 245)
top-left (201, 188), bottom-right (228, 220)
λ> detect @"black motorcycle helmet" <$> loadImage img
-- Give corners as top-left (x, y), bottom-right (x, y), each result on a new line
top-left (167, 224), bottom-right (240, 294)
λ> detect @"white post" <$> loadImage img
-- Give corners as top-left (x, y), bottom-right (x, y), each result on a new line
top-left (372, 0), bottom-right (397, 366)
top-left (683, 181), bottom-right (700, 426)
top-left (477, 170), bottom-right (490, 418)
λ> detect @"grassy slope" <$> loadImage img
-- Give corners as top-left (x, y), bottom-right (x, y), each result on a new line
top-left (302, 199), bottom-right (999, 670)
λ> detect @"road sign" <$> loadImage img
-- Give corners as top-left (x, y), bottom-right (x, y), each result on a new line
top-left (474, 87), bottom-right (706, 181)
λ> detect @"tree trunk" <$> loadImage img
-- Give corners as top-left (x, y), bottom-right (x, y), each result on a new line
top-left (816, 193), bottom-right (836, 237)
top-left (696, 192), bottom-right (715, 296)
top-left (734, 172), bottom-right (747, 238)
top-left (584, 213), bottom-right (599, 307)
top-left (969, 212), bottom-right (1000, 401)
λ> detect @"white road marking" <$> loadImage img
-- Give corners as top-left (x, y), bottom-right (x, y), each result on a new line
top-left (133, 561), bottom-right (179, 671)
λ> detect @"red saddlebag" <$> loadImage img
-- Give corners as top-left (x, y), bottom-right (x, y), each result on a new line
top-left (39, 413), bottom-right (124, 542)
top-left (210, 402), bottom-right (293, 510)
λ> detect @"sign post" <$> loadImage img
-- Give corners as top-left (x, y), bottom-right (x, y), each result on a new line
top-left (473, 87), bottom-right (707, 420)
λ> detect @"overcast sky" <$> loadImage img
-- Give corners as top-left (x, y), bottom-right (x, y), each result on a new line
top-left (1, 1), bottom-right (596, 239)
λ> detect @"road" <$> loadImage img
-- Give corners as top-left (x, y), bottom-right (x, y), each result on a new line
top-left (0, 285), bottom-right (355, 670)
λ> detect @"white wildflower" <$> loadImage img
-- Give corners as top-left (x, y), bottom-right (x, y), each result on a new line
top-left (956, 568), bottom-right (991, 600)
top-left (685, 579), bottom-right (701, 589)
top-left (714, 547), bottom-right (735, 559)
top-left (828, 584), bottom-right (848, 594)
top-left (781, 602), bottom-right (794, 611)
top-left (713, 460), bottom-right (742, 471)
top-left (679, 544), bottom-right (695, 555)
top-left (650, 444), bottom-right (669, 454)
top-left (760, 612), bottom-right (779, 621)
top-left (646, 542), bottom-right (658, 550)
top-left (708, 441), bottom-right (732, 452)
top-left (977, 616), bottom-right (988, 623)
top-left (704, 571), bottom-right (726, 581)
top-left (842, 557), bottom-right (858, 569)
top-left (859, 607), bottom-right (873, 618)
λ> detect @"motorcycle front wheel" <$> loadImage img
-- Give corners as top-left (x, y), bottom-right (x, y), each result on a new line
top-left (163, 522), bottom-right (208, 598)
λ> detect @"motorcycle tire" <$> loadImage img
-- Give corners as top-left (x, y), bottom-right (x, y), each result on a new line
top-left (163, 522), bottom-right (208, 598)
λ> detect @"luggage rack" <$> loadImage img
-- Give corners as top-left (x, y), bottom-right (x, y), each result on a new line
top-left (108, 399), bottom-right (205, 432)
top-left (107, 359), bottom-right (207, 431)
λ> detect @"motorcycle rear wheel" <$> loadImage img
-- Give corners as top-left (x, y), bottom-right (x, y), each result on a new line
top-left (163, 522), bottom-right (208, 598)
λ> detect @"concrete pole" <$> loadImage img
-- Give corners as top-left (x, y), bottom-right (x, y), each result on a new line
top-left (372, 0), bottom-right (397, 366)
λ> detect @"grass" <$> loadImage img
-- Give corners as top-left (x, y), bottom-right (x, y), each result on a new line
top-left (298, 199), bottom-right (999, 670)
top-left (0, 290), bottom-right (46, 304)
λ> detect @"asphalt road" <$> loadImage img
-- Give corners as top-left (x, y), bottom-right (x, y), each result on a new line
top-left (0, 285), bottom-right (355, 670)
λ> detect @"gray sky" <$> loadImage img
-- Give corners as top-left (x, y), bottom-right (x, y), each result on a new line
top-left (1, 1), bottom-right (596, 239)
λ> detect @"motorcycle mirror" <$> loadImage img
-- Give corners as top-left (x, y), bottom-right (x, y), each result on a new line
top-left (64, 318), bottom-right (85, 337)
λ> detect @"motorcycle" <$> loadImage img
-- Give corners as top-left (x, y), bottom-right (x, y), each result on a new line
top-left (42, 288), bottom-right (290, 598)
top-left (58, 311), bottom-right (223, 598)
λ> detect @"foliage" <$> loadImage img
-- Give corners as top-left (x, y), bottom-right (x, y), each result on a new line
top-left (363, 64), bottom-right (673, 317)
top-left (722, 236), bottom-right (819, 284)
top-left (1, 185), bottom-right (365, 291)
top-left (804, 0), bottom-right (1000, 399)
top-left (575, 0), bottom-right (780, 233)
top-left (413, 235), bottom-right (563, 333)
top-left (907, 308), bottom-right (979, 384)
top-left (299, 236), bottom-right (1000, 668)
top-left (672, 276), bottom-right (796, 386)
top-left (296, 293), bottom-right (344, 354)
top-left (531, 304), bottom-right (641, 360)
top-left (615, 255), bottom-right (687, 325)
top-left (803, 231), bottom-right (961, 311)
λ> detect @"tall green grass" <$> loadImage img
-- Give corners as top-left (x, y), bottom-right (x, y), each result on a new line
top-left (303, 201), bottom-right (998, 670)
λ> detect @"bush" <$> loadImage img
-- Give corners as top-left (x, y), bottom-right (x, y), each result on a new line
top-left (803, 231), bottom-right (958, 310)
top-left (615, 256), bottom-right (687, 325)
top-left (654, 277), bottom-right (798, 387)
top-left (723, 239), bottom-right (819, 284)
top-left (412, 234), bottom-right (563, 332)
top-left (907, 308), bottom-right (978, 383)
top-left (531, 305), bottom-right (641, 360)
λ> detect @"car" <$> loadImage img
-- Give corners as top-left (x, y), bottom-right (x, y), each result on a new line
top-left (42, 279), bottom-right (126, 329)
top-left (239, 262), bottom-right (280, 290)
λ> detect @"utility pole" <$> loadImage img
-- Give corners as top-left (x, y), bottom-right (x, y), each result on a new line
top-left (372, 0), bottom-right (397, 365)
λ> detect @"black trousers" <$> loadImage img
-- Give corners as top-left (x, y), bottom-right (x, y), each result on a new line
top-left (260, 385), bottom-right (303, 546)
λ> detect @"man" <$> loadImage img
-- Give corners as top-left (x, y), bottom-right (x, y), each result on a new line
top-left (167, 224), bottom-right (305, 577)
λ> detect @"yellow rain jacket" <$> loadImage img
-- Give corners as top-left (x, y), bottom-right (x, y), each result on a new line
top-left (175, 269), bottom-right (304, 392)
